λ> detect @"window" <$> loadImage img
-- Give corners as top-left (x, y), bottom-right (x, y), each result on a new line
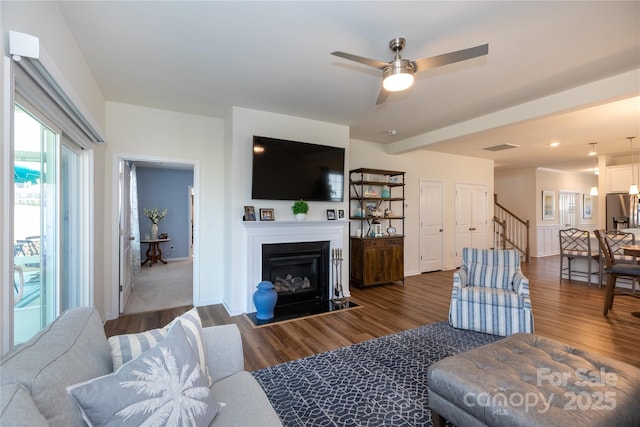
top-left (559, 191), bottom-right (578, 228)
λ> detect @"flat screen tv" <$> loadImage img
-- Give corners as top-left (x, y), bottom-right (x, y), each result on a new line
top-left (252, 136), bottom-right (345, 201)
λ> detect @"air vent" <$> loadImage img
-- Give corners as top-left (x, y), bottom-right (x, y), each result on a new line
top-left (483, 143), bottom-right (520, 152)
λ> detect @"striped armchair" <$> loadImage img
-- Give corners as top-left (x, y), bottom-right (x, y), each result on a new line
top-left (449, 248), bottom-right (534, 336)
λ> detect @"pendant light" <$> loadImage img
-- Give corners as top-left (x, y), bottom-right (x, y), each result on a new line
top-left (589, 143), bottom-right (598, 196)
top-left (629, 137), bottom-right (638, 195)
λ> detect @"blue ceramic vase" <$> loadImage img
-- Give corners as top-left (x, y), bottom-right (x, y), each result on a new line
top-left (254, 281), bottom-right (278, 320)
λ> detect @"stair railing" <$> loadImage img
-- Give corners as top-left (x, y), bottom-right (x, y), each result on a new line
top-left (494, 194), bottom-right (530, 262)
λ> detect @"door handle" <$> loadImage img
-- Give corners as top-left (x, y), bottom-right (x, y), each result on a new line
top-left (129, 236), bottom-right (135, 241)
top-left (439, 229), bottom-right (443, 232)
top-left (13, 265), bottom-right (24, 304)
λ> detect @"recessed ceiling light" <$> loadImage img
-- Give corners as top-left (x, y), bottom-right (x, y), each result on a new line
top-left (549, 141), bottom-right (560, 147)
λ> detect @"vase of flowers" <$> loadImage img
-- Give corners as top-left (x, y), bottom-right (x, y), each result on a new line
top-left (144, 207), bottom-right (167, 239)
top-left (292, 199), bottom-right (309, 221)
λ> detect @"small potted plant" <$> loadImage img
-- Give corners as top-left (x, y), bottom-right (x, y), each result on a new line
top-left (292, 199), bottom-right (309, 221)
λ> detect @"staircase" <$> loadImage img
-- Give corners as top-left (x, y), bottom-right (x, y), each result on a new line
top-left (493, 194), bottom-right (530, 262)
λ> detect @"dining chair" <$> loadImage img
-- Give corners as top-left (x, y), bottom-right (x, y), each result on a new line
top-left (559, 228), bottom-right (600, 286)
top-left (594, 229), bottom-right (640, 315)
top-left (604, 229), bottom-right (637, 292)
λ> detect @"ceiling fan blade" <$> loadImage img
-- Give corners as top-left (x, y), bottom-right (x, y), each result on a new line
top-left (376, 87), bottom-right (389, 105)
top-left (412, 44), bottom-right (489, 73)
top-left (331, 51), bottom-right (389, 70)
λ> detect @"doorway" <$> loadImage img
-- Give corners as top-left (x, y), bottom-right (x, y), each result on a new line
top-left (113, 156), bottom-right (196, 317)
top-left (419, 179), bottom-right (444, 272)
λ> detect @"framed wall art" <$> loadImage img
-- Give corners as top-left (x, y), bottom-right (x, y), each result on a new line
top-left (542, 191), bottom-right (555, 220)
top-left (326, 209), bottom-right (336, 220)
top-left (583, 194), bottom-right (593, 219)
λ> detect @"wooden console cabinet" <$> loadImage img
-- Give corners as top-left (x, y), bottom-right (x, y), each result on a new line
top-left (349, 168), bottom-right (405, 288)
top-left (350, 237), bottom-right (404, 287)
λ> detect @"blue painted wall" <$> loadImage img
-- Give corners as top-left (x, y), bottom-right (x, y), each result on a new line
top-left (136, 167), bottom-right (193, 259)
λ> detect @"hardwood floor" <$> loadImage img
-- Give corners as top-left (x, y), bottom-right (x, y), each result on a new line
top-left (104, 255), bottom-right (640, 371)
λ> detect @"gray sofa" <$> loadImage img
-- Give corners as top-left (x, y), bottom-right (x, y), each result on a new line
top-left (1, 306), bottom-right (282, 427)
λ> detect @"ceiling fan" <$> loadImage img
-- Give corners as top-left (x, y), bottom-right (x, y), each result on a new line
top-left (331, 37), bottom-right (488, 105)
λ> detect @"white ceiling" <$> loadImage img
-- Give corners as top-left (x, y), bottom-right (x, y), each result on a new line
top-left (57, 1), bottom-right (640, 172)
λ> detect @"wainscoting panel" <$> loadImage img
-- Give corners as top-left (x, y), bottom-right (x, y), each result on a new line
top-left (536, 225), bottom-right (561, 257)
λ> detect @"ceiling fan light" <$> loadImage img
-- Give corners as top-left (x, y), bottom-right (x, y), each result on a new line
top-left (383, 62), bottom-right (414, 92)
top-left (383, 73), bottom-right (414, 92)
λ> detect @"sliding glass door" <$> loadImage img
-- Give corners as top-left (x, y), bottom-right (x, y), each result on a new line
top-left (12, 103), bottom-right (83, 346)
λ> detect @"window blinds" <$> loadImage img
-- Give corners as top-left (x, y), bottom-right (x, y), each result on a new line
top-left (13, 60), bottom-right (104, 150)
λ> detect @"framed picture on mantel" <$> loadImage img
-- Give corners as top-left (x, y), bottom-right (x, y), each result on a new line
top-left (260, 208), bottom-right (275, 221)
top-left (244, 205), bottom-right (256, 221)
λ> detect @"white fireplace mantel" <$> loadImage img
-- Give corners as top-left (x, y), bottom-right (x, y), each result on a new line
top-left (242, 220), bottom-right (349, 313)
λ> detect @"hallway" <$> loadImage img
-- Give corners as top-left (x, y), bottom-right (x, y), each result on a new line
top-left (124, 259), bottom-right (193, 314)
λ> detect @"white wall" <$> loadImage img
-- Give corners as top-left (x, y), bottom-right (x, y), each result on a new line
top-left (350, 139), bottom-right (494, 272)
top-left (104, 102), bottom-right (224, 319)
top-left (224, 107), bottom-right (350, 315)
top-left (2, 1), bottom-right (106, 131)
top-left (494, 168), bottom-right (537, 220)
top-left (537, 168), bottom-right (598, 257)
top-left (495, 168), bottom-right (538, 255)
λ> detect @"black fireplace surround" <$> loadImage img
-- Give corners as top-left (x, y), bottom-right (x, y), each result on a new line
top-left (261, 241), bottom-right (330, 307)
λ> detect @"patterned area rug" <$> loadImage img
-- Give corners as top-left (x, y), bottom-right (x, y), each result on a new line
top-left (252, 321), bottom-right (502, 427)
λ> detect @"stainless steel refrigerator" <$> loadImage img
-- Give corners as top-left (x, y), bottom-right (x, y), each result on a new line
top-left (605, 193), bottom-right (640, 230)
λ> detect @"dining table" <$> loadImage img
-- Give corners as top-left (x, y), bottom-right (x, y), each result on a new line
top-left (621, 244), bottom-right (640, 257)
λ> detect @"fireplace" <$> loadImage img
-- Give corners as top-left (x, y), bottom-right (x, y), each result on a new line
top-left (262, 241), bottom-right (330, 307)
top-left (241, 220), bottom-right (348, 317)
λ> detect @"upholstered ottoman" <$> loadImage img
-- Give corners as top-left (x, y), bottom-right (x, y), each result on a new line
top-left (428, 333), bottom-right (640, 427)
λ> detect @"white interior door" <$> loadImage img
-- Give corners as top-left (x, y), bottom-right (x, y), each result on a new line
top-left (455, 183), bottom-right (488, 265)
top-left (119, 160), bottom-right (133, 313)
top-left (420, 180), bottom-right (444, 272)
top-left (470, 184), bottom-right (488, 247)
top-left (455, 184), bottom-right (473, 264)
